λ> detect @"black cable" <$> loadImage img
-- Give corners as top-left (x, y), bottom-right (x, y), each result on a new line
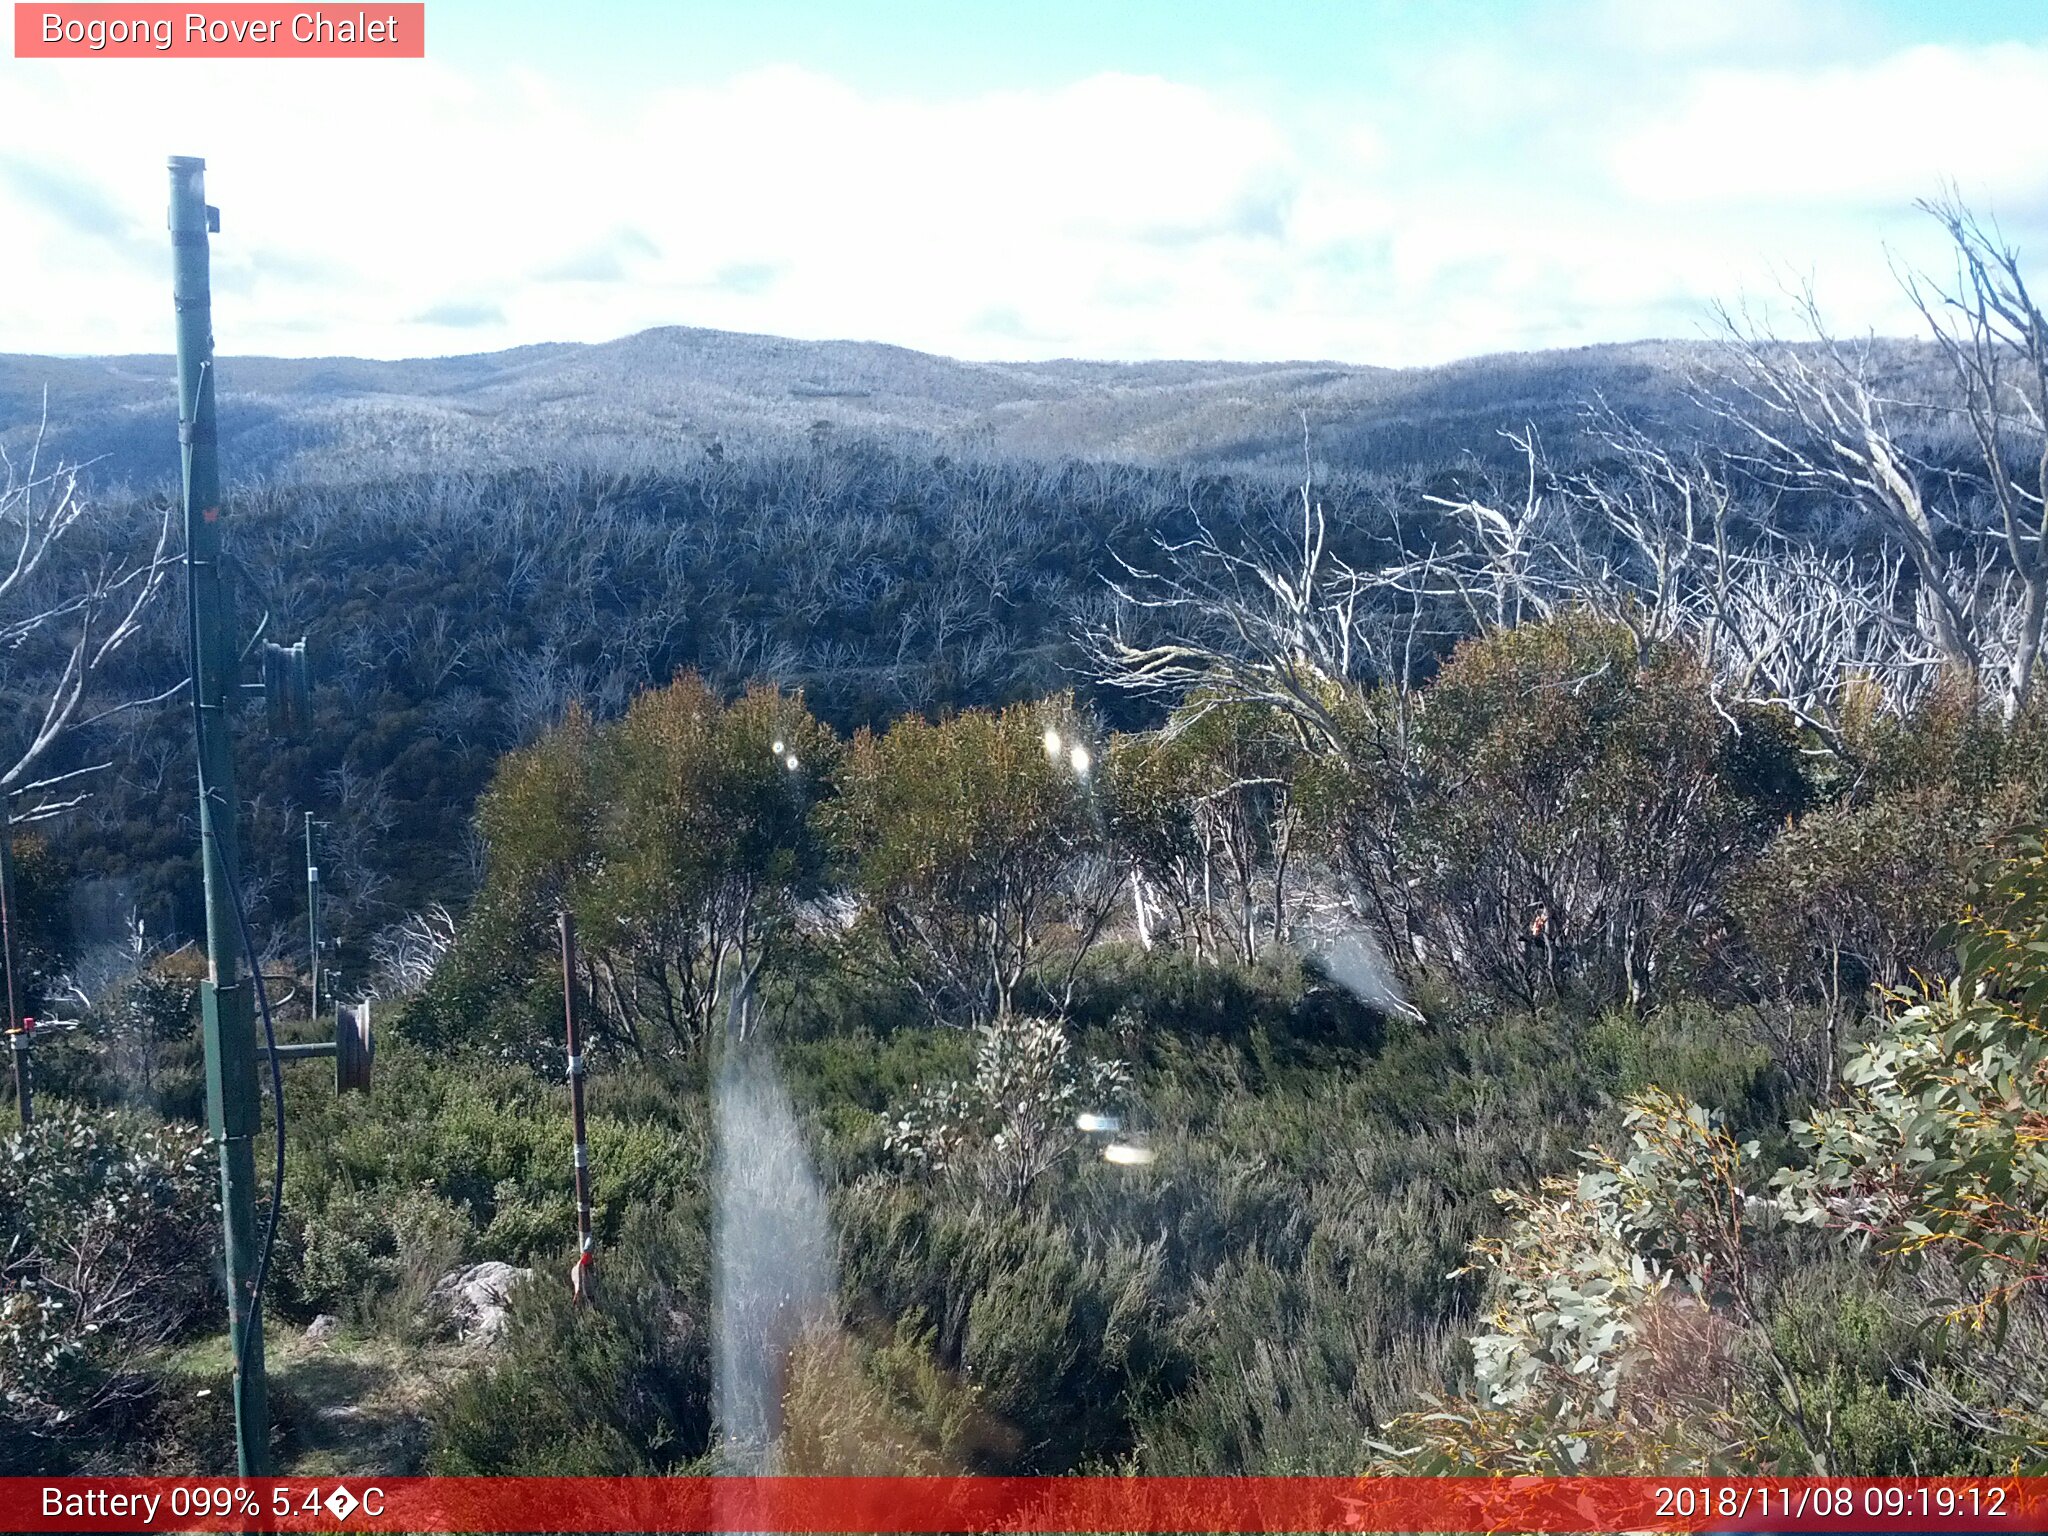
top-left (180, 360), bottom-right (283, 1399)
top-left (206, 817), bottom-right (287, 1394)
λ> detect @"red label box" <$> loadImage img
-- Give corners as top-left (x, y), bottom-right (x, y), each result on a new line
top-left (14, 3), bottom-right (425, 57)
top-left (5, 1476), bottom-right (2048, 1533)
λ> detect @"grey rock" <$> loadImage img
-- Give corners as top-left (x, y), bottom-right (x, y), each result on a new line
top-left (428, 1260), bottom-right (531, 1343)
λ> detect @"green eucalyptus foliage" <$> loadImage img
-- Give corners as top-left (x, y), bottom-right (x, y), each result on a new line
top-left (1729, 680), bottom-right (2048, 1020)
top-left (418, 676), bottom-right (838, 1058)
top-left (1102, 695), bottom-right (1314, 963)
top-left (28, 610), bottom-right (2048, 1479)
top-left (1381, 832), bottom-right (2048, 1476)
top-left (0, 1105), bottom-right (213, 1462)
top-left (23, 949), bottom-right (207, 1121)
top-left (1376, 1089), bottom-right (1780, 1475)
top-left (2, 830), bottom-right (68, 1012)
top-left (1393, 612), bottom-right (1804, 1009)
top-left (884, 1013), bottom-right (1130, 1205)
top-left (830, 694), bottom-right (1116, 1024)
top-left (1768, 831), bottom-right (2048, 1459)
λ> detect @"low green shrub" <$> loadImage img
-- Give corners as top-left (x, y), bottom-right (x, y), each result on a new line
top-left (277, 1041), bottom-right (701, 1317)
top-left (0, 1104), bottom-right (214, 1466)
top-left (429, 1200), bottom-right (712, 1474)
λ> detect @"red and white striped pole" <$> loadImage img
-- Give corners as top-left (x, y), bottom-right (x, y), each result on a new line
top-left (558, 910), bottom-right (595, 1304)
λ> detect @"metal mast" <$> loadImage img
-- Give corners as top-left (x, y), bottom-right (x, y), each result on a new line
top-left (170, 154), bottom-right (268, 1475)
top-left (559, 911), bottom-right (595, 1302)
top-left (1, 808), bottom-right (28, 1126)
top-left (305, 813), bottom-right (320, 1022)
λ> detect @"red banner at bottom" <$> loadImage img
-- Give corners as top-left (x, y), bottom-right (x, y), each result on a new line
top-left (7, 1475), bottom-right (2047, 1533)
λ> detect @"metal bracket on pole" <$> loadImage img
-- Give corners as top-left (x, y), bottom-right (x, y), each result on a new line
top-left (261, 639), bottom-right (312, 732)
top-left (269, 1000), bottom-right (372, 1096)
top-left (238, 637), bottom-right (312, 730)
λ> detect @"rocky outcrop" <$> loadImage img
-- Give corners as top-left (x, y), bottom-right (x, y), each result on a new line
top-left (427, 1261), bottom-right (531, 1343)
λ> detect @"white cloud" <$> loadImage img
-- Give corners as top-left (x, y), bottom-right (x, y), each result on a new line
top-left (1611, 43), bottom-right (2048, 207)
top-left (2, 28), bottom-right (2043, 367)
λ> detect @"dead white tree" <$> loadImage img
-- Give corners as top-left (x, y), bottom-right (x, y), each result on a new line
top-left (1411, 409), bottom-right (1952, 752)
top-left (1704, 544), bottom-right (1945, 741)
top-left (1087, 501), bottom-right (1358, 745)
top-left (1704, 287), bottom-right (1986, 686)
top-left (1902, 192), bottom-right (2048, 717)
top-left (2, 403), bottom-right (177, 828)
top-left (1083, 420), bottom-right (1431, 754)
top-left (369, 903), bottom-right (458, 997)
top-left (1704, 194), bottom-right (2048, 720)
top-left (1414, 427), bottom-right (1566, 634)
top-left (1084, 198), bottom-right (2044, 772)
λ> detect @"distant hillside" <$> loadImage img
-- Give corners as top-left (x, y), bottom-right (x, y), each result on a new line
top-left (0, 325), bottom-right (1779, 491)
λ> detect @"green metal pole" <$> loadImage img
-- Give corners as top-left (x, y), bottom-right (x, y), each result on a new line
top-left (1, 804), bottom-right (28, 1127)
top-left (170, 155), bottom-right (268, 1476)
top-left (305, 813), bottom-right (319, 1024)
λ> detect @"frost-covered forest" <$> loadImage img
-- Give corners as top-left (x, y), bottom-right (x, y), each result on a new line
top-left (4, 199), bottom-right (2047, 1478)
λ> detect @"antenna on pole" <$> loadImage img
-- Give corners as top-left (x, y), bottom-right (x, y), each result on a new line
top-left (170, 152), bottom-right (271, 1476)
top-left (169, 157), bottom-right (366, 1478)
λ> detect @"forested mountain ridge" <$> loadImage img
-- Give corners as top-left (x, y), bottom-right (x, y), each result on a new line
top-left (0, 311), bottom-right (1982, 981)
top-left (0, 325), bottom-right (1843, 488)
top-left (9, 198), bottom-right (2048, 1481)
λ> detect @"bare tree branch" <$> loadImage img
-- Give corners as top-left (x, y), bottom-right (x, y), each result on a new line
top-left (1, 400), bottom-right (177, 795)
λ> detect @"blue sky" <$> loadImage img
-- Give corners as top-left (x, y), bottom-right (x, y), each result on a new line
top-left (437, 1), bottom-right (2029, 104)
top-left (4, 1), bottom-right (2046, 363)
